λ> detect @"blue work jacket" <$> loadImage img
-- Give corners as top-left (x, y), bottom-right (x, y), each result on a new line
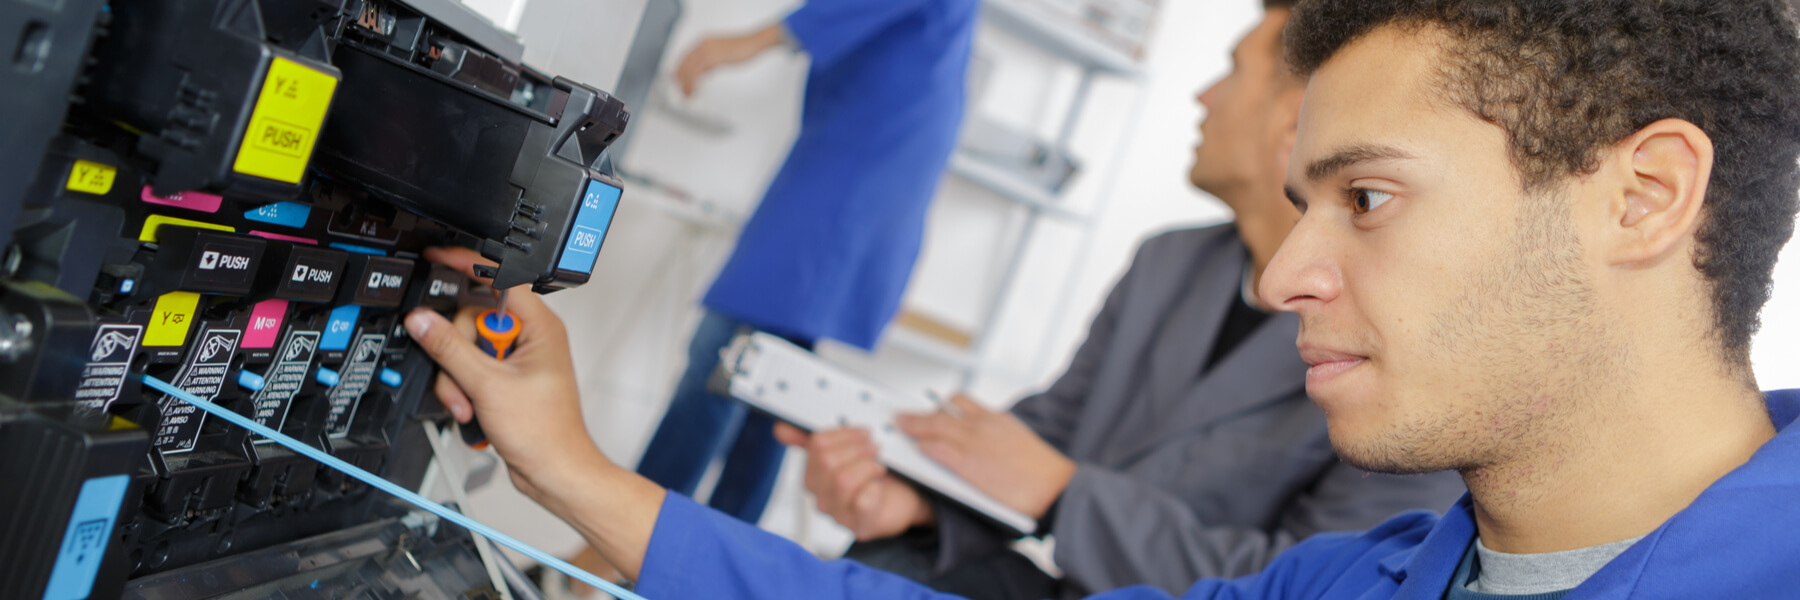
top-left (636, 389), bottom-right (1800, 599)
top-left (701, 0), bottom-right (978, 349)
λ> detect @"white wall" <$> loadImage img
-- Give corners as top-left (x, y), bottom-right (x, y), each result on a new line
top-left (1754, 226), bottom-right (1800, 390)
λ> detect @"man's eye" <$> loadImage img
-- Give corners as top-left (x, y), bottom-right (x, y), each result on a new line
top-left (1352, 189), bottom-right (1394, 214)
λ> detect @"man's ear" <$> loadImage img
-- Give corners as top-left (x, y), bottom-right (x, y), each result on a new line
top-left (1604, 118), bottom-right (1714, 267)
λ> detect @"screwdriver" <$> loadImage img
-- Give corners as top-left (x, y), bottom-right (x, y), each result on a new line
top-left (460, 289), bottom-right (518, 449)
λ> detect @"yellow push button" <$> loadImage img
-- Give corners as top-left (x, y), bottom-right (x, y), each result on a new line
top-left (233, 56), bottom-right (338, 184)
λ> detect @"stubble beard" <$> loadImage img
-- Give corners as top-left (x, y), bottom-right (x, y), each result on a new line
top-left (1331, 192), bottom-right (1629, 481)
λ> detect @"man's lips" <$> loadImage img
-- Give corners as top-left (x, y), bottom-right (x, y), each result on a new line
top-left (1298, 345), bottom-right (1368, 385)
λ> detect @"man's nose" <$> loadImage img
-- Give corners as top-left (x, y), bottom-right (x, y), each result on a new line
top-left (1260, 213), bottom-right (1342, 313)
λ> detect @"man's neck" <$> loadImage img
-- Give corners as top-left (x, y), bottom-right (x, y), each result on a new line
top-left (1465, 369), bottom-right (1772, 554)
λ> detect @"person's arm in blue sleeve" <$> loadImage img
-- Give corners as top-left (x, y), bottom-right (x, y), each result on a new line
top-left (783, 0), bottom-right (940, 72)
top-left (637, 483), bottom-right (1387, 600)
top-left (401, 247), bottom-right (1344, 600)
top-left (674, 0), bottom-right (939, 95)
top-left (634, 489), bottom-right (1326, 600)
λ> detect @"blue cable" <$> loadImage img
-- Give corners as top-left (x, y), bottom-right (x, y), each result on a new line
top-left (142, 375), bottom-right (649, 600)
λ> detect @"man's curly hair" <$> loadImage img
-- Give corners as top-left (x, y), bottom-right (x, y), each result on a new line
top-left (1285, 0), bottom-right (1800, 367)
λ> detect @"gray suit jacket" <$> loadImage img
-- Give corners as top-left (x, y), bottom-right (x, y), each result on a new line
top-left (929, 225), bottom-right (1466, 598)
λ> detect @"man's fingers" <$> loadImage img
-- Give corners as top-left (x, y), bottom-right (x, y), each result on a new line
top-left (406, 309), bottom-right (495, 391)
top-left (915, 439), bottom-right (963, 472)
top-left (808, 427), bottom-right (873, 454)
top-left (773, 422), bottom-right (811, 447)
top-left (424, 246), bottom-right (562, 334)
top-left (896, 411), bottom-right (960, 441)
top-left (950, 393), bottom-right (986, 416)
top-left (674, 47), bottom-right (706, 96)
top-left (850, 484), bottom-right (887, 536)
top-left (434, 372), bottom-right (473, 423)
top-left (813, 437), bottom-right (878, 473)
top-left (832, 460), bottom-right (887, 501)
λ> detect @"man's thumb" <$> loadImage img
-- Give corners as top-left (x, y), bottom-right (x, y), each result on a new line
top-left (405, 309), bottom-right (491, 382)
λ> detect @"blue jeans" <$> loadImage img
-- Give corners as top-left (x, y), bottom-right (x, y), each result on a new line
top-left (636, 310), bottom-right (813, 523)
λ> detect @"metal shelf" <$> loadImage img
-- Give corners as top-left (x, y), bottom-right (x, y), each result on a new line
top-left (982, 0), bottom-right (1143, 78)
top-left (947, 152), bottom-right (1092, 224)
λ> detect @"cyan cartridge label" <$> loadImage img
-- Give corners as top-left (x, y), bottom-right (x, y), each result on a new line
top-left (556, 179), bottom-right (621, 275)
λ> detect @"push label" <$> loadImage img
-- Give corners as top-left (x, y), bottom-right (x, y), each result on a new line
top-left (233, 57), bottom-right (338, 184)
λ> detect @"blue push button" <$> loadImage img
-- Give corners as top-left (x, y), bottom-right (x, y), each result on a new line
top-left (42, 475), bottom-right (129, 600)
top-left (321, 305), bottom-right (360, 351)
top-left (237, 370), bottom-right (266, 392)
top-left (244, 202), bottom-right (313, 228)
top-left (555, 179), bottom-right (621, 275)
top-left (119, 278), bottom-right (136, 294)
top-left (316, 367), bottom-right (340, 387)
top-left (380, 367), bottom-right (403, 388)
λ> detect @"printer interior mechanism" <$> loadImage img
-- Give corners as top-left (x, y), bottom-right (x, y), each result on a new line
top-left (0, 0), bottom-right (628, 597)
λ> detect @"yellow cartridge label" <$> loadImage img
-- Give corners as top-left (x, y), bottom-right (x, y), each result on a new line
top-left (138, 214), bottom-right (234, 243)
top-left (146, 292), bottom-right (202, 347)
top-left (66, 160), bottom-right (118, 195)
top-left (233, 56), bottom-right (337, 184)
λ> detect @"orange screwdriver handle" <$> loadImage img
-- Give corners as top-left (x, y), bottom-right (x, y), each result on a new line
top-left (461, 309), bottom-right (519, 448)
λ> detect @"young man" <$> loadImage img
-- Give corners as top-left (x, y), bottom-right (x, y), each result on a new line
top-left (402, 0), bottom-right (1800, 597)
top-left (775, 4), bottom-right (1461, 599)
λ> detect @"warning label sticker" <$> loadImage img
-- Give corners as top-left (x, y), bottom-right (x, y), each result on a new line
top-left (325, 332), bottom-right (384, 438)
top-left (75, 324), bottom-right (143, 412)
top-left (251, 329), bottom-right (320, 443)
top-left (155, 327), bottom-right (241, 453)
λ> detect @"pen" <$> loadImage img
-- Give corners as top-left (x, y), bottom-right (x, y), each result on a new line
top-left (925, 389), bottom-right (963, 418)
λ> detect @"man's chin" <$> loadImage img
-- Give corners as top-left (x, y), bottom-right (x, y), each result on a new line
top-left (1327, 430), bottom-right (1459, 476)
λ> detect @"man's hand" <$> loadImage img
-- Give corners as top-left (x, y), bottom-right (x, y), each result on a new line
top-left (674, 24), bottom-right (787, 96)
top-left (406, 247), bottom-right (595, 497)
top-left (405, 247), bottom-right (663, 580)
top-left (774, 423), bottom-right (935, 540)
top-left (897, 394), bottom-right (1077, 520)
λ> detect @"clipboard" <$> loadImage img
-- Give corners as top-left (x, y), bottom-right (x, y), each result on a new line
top-left (713, 331), bottom-right (1038, 536)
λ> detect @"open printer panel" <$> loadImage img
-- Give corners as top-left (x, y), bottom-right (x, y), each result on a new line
top-left (0, 1), bottom-right (629, 598)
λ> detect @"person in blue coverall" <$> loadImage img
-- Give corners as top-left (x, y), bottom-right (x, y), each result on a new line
top-left (634, 0), bottom-right (978, 525)
top-left (405, 0), bottom-right (1800, 598)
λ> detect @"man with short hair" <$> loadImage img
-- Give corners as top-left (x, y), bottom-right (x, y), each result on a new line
top-left (402, 0), bottom-right (1800, 597)
top-left (773, 3), bottom-right (1462, 599)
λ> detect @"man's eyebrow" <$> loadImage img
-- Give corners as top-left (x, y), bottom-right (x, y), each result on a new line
top-left (1305, 144), bottom-right (1415, 181)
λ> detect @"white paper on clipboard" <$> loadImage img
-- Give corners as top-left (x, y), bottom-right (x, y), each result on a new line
top-left (717, 332), bottom-right (1038, 535)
